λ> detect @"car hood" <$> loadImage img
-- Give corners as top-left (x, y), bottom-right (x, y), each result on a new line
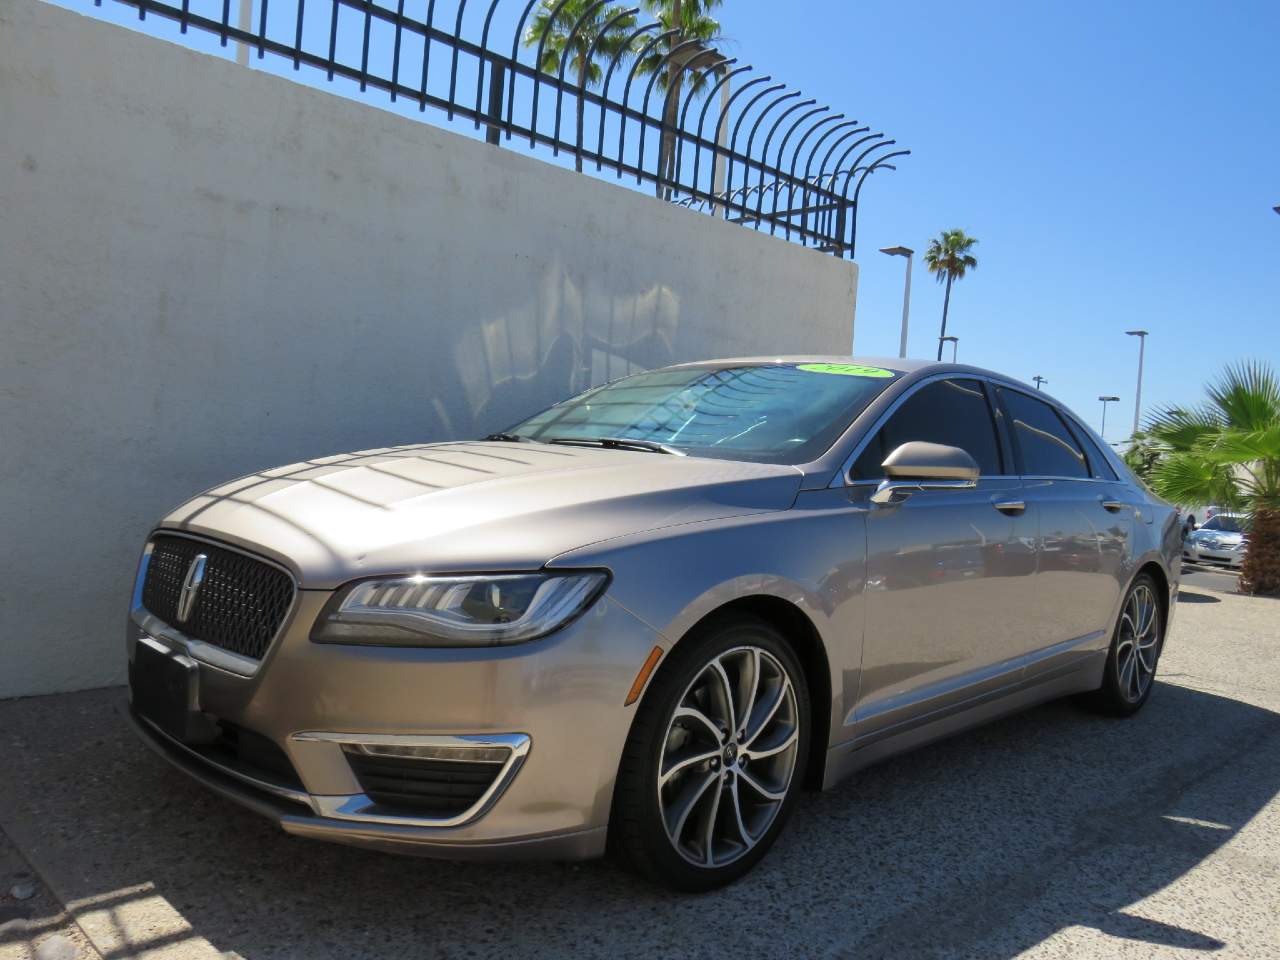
top-left (1192, 529), bottom-right (1244, 544)
top-left (159, 441), bottom-right (803, 588)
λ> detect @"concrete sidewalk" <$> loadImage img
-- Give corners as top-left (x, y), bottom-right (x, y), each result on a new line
top-left (2, 586), bottom-right (1278, 959)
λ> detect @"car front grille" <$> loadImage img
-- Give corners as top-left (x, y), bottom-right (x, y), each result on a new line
top-left (343, 750), bottom-right (504, 818)
top-left (142, 534), bottom-right (295, 660)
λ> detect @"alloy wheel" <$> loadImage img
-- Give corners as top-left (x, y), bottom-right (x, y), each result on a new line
top-left (1116, 583), bottom-right (1159, 702)
top-left (656, 645), bottom-right (800, 868)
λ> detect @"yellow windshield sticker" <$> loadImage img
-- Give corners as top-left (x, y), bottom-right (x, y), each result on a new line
top-left (796, 363), bottom-right (896, 378)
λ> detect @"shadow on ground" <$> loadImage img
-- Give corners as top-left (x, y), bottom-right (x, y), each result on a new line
top-left (1, 680), bottom-right (1277, 959)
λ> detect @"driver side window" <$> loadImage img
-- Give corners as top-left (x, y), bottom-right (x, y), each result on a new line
top-left (851, 378), bottom-right (1003, 480)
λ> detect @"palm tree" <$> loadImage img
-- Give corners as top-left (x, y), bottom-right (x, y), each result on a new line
top-left (1145, 361), bottom-right (1280, 596)
top-left (524, 1), bottom-right (639, 172)
top-left (923, 229), bottom-right (978, 361)
top-left (633, 0), bottom-right (725, 200)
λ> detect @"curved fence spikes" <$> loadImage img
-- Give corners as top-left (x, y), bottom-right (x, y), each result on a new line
top-left (772, 111), bottom-right (842, 236)
top-left (691, 67), bottom-right (760, 198)
top-left (618, 28), bottom-right (680, 179)
top-left (506, 0), bottom-right (544, 135)
top-left (445, 0), bottom-right (473, 119)
top-left (722, 83), bottom-right (787, 209)
top-left (636, 37), bottom-right (709, 186)
top-left (787, 117), bottom-right (861, 242)
top-left (551, 0), bottom-right (613, 154)
top-left (755, 100), bottom-right (819, 227)
top-left (596, 21), bottom-right (661, 170)
top-left (569, 5), bottom-right (641, 167)
top-left (96, 0), bottom-right (906, 258)
top-left (473, 0), bottom-right (507, 126)
top-left (528, 0), bottom-right (579, 145)
top-left (674, 56), bottom-right (739, 183)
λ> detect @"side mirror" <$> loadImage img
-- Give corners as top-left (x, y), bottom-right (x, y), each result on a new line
top-left (870, 442), bottom-right (979, 505)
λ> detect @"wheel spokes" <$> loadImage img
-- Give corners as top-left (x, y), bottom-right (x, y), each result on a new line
top-left (744, 726), bottom-right (798, 762)
top-left (708, 660), bottom-right (738, 739)
top-left (673, 705), bottom-right (725, 744)
top-left (660, 747), bottom-right (721, 788)
top-left (743, 678), bottom-right (791, 748)
top-left (665, 769), bottom-right (719, 843)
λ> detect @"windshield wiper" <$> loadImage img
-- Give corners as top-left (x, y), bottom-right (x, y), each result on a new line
top-left (547, 437), bottom-right (686, 456)
top-left (483, 433), bottom-right (530, 443)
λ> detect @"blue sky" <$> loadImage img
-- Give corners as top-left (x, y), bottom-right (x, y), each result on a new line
top-left (65, 0), bottom-right (1279, 440)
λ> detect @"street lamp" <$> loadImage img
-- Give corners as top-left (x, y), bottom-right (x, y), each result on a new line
top-left (1125, 330), bottom-right (1149, 437)
top-left (1032, 375), bottom-right (1048, 391)
top-left (1098, 395), bottom-right (1120, 440)
top-left (940, 335), bottom-right (959, 362)
top-left (879, 246), bottom-right (914, 359)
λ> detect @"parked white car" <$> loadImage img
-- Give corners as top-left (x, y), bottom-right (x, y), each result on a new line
top-left (1183, 513), bottom-right (1250, 569)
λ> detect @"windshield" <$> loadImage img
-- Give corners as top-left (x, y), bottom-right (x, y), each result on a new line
top-left (504, 363), bottom-right (901, 464)
top-left (1202, 515), bottom-right (1249, 533)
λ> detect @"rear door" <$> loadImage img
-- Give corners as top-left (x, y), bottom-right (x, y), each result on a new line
top-left (995, 387), bottom-right (1132, 676)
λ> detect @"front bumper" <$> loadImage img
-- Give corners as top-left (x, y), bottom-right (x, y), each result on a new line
top-left (1183, 544), bottom-right (1244, 568)
top-left (126, 588), bottom-right (666, 859)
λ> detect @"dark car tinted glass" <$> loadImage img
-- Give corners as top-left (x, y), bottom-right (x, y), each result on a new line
top-left (999, 389), bottom-right (1090, 478)
top-left (851, 378), bottom-right (1002, 479)
top-left (1069, 420), bottom-right (1120, 480)
top-left (506, 363), bottom-right (901, 464)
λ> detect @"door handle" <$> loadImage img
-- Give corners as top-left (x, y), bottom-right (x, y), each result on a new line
top-left (993, 499), bottom-right (1026, 515)
top-left (1100, 499), bottom-right (1126, 513)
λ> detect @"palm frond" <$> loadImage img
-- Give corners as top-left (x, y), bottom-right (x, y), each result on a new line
top-left (1143, 403), bottom-right (1223, 451)
top-left (1206, 360), bottom-right (1280, 432)
top-left (1149, 452), bottom-right (1241, 509)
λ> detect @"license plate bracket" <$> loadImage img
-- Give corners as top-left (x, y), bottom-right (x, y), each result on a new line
top-left (130, 637), bottom-right (218, 744)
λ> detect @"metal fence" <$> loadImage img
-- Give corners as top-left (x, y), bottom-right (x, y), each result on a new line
top-left (97, 0), bottom-right (908, 258)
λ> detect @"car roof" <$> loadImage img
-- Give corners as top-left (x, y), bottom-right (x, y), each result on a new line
top-left (660, 356), bottom-right (1046, 397)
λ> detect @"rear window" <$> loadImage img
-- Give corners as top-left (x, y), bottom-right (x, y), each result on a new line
top-left (998, 388), bottom-right (1090, 479)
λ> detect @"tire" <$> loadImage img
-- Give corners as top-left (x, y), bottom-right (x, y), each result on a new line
top-left (1086, 573), bottom-right (1164, 716)
top-left (610, 612), bottom-right (810, 892)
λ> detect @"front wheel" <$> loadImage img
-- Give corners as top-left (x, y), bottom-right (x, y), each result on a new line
top-left (1088, 573), bottom-right (1164, 716)
top-left (610, 614), bottom-right (810, 892)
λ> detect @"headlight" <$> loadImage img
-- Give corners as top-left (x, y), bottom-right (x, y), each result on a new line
top-left (311, 571), bottom-right (608, 647)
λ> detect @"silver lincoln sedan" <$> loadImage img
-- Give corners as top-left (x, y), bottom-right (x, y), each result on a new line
top-left (126, 358), bottom-right (1180, 891)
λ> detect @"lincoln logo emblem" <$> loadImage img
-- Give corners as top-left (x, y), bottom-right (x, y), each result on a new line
top-left (176, 554), bottom-right (208, 623)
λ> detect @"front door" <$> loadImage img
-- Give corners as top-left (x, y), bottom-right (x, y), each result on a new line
top-left (850, 378), bottom-right (1038, 739)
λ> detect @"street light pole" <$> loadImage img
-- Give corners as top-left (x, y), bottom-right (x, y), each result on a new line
top-left (1033, 375), bottom-right (1047, 391)
top-left (236, 0), bottom-right (252, 65)
top-left (1098, 395), bottom-right (1120, 441)
top-left (941, 335), bottom-right (959, 362)
top-left (1125, 330), bottom-right (1149, 437)
top-left (879, 247), bottom-right (914, 358)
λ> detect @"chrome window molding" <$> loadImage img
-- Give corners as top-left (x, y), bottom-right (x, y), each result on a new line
top-left (291, 732), bottom-right (532, 829)
top-left (130, 530), bottom-right (301, 677)
top-left (832, 372), bottom-right (1135, 490)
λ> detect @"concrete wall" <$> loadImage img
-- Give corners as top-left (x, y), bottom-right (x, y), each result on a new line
top-left (0, 0), bottom-right (857, 698)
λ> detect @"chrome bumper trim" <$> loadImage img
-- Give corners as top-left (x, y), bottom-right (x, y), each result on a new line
top-left (291, 731), bottom-right (531, 829)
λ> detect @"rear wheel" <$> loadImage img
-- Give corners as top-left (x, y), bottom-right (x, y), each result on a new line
top-left (1088, 573), bottom-right (1163, 716)
top-left (610, 614), bottom-right (809, 892)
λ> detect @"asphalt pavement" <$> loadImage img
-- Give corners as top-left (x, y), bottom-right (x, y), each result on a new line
top-left (2, 583), bottom-right (1278, 960)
